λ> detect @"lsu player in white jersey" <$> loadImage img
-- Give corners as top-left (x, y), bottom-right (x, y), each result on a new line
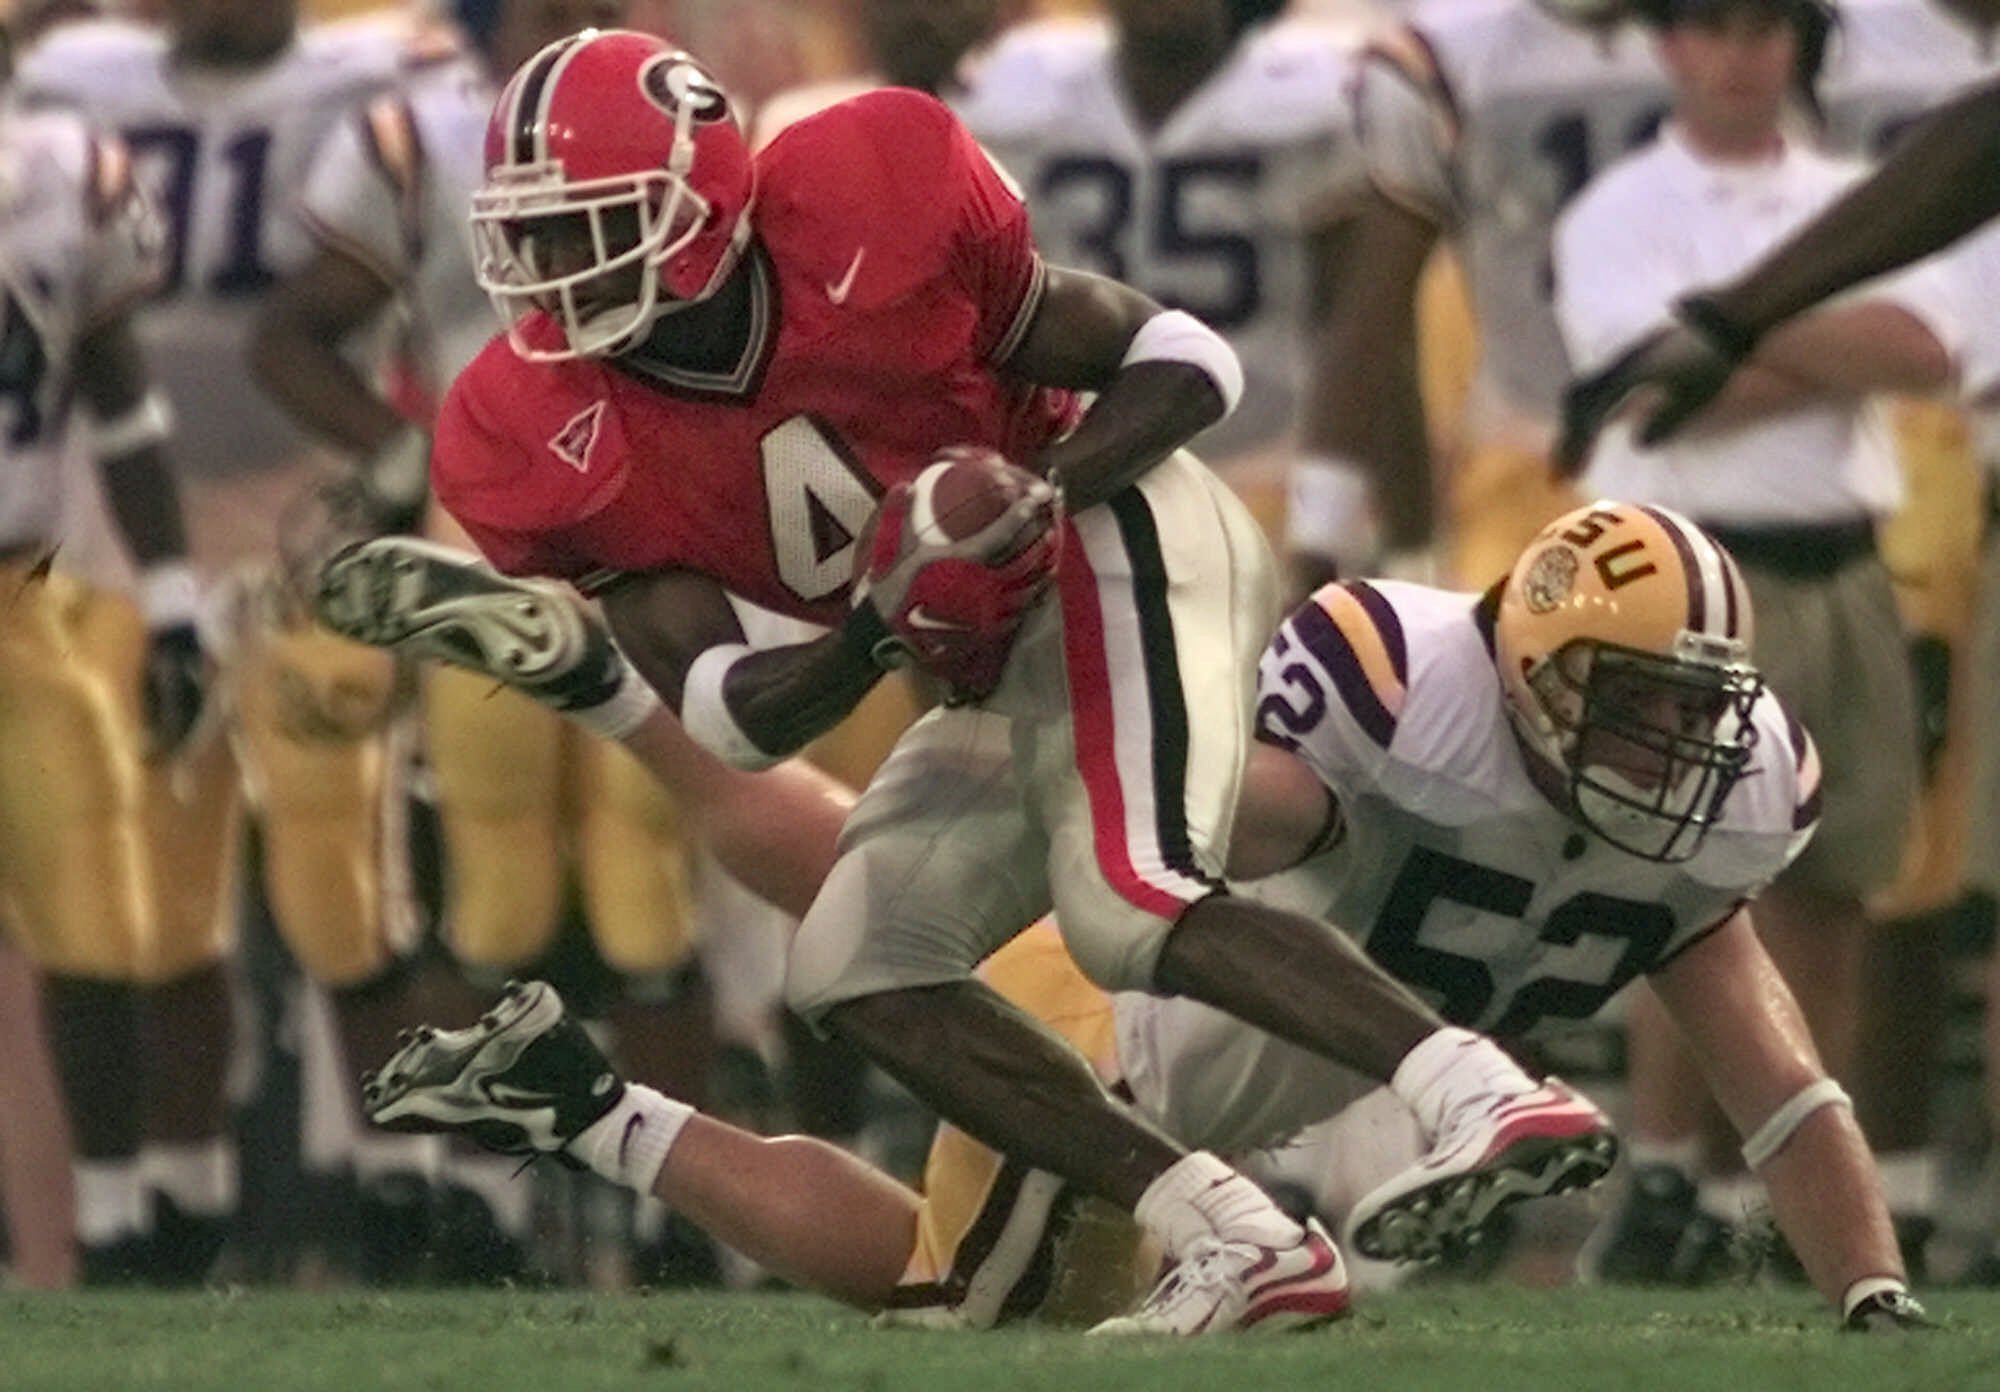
top-left (951, 0), bottom-right (1365, 541)
top-left (0, 89), bottom-right (204, 1282)
top-left (318, 501), bottom-right (1929, 1331)
top-left (248, 0), bottom-right (728, 1280)
top-left (14, 0), bottom-right (451, 1282)
top-left (1297, 0), bottom-right (1673, 593)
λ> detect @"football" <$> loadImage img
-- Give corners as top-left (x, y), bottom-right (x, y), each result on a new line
top-left (907, 446), bottom-right (1046, 552)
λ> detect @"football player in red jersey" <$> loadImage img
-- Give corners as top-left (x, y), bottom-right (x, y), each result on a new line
top-left (366, 29), bottom-right (1619, 1332)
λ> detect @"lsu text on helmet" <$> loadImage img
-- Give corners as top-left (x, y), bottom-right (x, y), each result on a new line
top-left (473, 29), bottom-right (754, 361)
top-left (1495, 501), bottom-right (1763, 863)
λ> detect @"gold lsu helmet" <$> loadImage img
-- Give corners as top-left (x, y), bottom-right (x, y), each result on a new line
top-left (1495, 501), bottom-right (1763, 863)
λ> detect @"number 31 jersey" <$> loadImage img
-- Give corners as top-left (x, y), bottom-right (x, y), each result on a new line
top-left (1253, 579), bottom-right (1818, 1038)
top-left (16, 15), bottom-right (413, 482)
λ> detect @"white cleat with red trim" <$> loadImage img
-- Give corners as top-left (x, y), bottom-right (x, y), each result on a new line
top-left (1347, 1077), bottom-right (1617, 1263)
top-left (1088, 1217), bottom-right (1351, 1336)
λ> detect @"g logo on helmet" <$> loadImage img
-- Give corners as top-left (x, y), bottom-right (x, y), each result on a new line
top-left (640, 55), bottom-right (730, 124)
top-left (1521, 545), bottom-right (1578, 614)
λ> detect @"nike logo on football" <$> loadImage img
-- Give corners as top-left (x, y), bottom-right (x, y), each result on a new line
top-left (904, 606), bottom-right (971, 632)
top-left (826, 247), bottom-right (865, 305)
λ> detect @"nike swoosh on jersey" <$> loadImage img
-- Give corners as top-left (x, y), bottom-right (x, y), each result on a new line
top-left (825, 247), bottom-right (865, 305)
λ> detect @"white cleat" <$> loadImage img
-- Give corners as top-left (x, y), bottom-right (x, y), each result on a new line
top-left (315, 537), bottom-right (625, 710)
top-left (1089, 1217), bottom-right (1351, 1336)
top-left (1346, 1078), bottom-right (1617, 1264)
top-left (363, 980), bottom-right (624, 1164)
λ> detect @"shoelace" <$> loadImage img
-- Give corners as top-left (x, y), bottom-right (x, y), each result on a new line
top-left (1143, 1237), bottom-right (1248, 1311)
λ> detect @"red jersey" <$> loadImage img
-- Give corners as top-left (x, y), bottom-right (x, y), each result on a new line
top-left (433, 88), bottom-right (1078, 626)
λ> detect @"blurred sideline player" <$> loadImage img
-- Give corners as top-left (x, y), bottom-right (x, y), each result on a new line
top-left (954, 0), bottom-right (1366, 544)
top-left (15, 0), bottom-right (449, 1280)
top-left (0, 24), bottom-right (206, 1279)
top-left (249, 0), bottom-right (716, 1277)
top-left (1298, 0), bottom-right (1668, 593)
top-left (332, 502), bottom-right (1927, 1330)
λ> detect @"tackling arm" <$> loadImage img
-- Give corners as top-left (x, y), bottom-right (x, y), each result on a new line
top-left (1648, 907), bottom-right (1913, 1322)
top-left (1227, 740), bottom-right (1344, 881)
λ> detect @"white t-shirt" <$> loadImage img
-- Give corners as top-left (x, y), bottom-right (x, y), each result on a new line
top-left (1555, 125), bottom-right (1960, 526)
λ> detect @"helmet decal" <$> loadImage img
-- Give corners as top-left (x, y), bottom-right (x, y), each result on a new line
top-left (640, 55), bottom-right (731, 125)
top-left (1521, 544), bottom-right (1578, 614)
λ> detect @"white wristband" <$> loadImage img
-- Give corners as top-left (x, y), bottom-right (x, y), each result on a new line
top-left (138, 559), bottom-right (201, 630)
top-left (566, 658), bottom-right (663, 743)
top-left (1285, 455), bottom-right (1381, 575)
top-left (1741, 1077), bottom-right (1852, 1170)
top-left (1120, 309), bottom-right (1245, 418)
top-left (84, 391), bottom-right (175, 459)
top-left (679, 641), bottom-right (782, 771)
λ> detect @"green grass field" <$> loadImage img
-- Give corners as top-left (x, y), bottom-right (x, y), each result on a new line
top-left (4, 1284), bottom-right (1999, 1392)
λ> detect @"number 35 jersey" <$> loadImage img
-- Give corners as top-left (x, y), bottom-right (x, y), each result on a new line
top-left (0, 109), bottom-right (164, 549)
top-left (1253, 579), bottom-right (1819, 1039)
top-left (953, 19), bottom-right (1362, 461)
top-left (16, 16), bottom-right (411, 484)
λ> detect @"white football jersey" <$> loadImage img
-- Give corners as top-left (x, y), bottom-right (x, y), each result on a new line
top-left (16, 17), bottom-right (424, 484)
top-left (297, 51), bottom-right (495, 395)
top-left (954, 19), bottom-right (1365, 459)
top-left (1355, 0), bottom-right (1670, 426)
top-left (0, 108), bottom-right (165, 549)
top-left (1251, 579), bottom-right (1816, 1037)
top-left (1819, 0), bottom-right (2000, 159)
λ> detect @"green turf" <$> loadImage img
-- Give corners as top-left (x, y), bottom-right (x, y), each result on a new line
top-left (2, 1284), bottom-right (1997, 1392)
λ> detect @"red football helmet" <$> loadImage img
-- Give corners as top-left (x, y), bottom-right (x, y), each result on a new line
top-left (472, 29), bottom-right (755, 360)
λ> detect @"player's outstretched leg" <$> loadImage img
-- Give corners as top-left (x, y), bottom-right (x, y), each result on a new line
top-left (363, 980), bottom-right (623, 1160)
top-left (315, 537), bottom-right (628, 712)
top-left (1345, 1078), bottom-right (1618, 1264)
top-left (1090, 1216), bottom-right (1351, 1335)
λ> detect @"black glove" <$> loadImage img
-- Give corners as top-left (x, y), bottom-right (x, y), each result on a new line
top-left (1843, 1283), bottom-right (1937, 1332)
top-left (1556, 296), bottom-right (1760, 477)
top-left (141, 621), bottom-right (208, 759)
top-left (1909, 633), bottom-right (1952, 780)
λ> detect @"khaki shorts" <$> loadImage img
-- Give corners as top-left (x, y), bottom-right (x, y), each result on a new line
top-left (1736, 554), bottom-right (1918, 898)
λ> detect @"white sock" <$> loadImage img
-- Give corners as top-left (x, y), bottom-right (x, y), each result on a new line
top-left (1390, 1027), bottom-right (1535, 1139)
top-left (568, 1085), bottom-right (694, 1195)
top-left (1134, 1151), bottom-right (1301, 1259)
top-left (141, 1139), bottom-right (238, 1217)
top-left (74, 1158), bottom-right (148, 1246)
